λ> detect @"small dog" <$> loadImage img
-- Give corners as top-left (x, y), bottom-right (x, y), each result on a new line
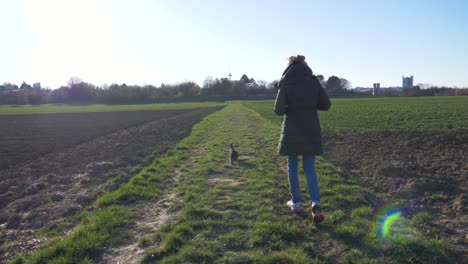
top-left (229, 143), bottom-right (238, 164)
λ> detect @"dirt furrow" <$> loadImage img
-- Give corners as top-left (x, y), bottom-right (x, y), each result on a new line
top-left (0, 107), bottom-right (222, 263)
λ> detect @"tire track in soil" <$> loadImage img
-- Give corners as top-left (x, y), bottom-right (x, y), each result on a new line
top-left (100, 170), bottom-right (183, 264)
top-left (99, 144), bottom-right (207, 263)
top-left (99, 118), bottom-right (238, 263)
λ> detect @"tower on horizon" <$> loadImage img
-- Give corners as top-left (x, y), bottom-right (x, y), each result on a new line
top-left (373, 83), bottom-right (380, 96)
top-left (402, 76), bottom-right (413, 88)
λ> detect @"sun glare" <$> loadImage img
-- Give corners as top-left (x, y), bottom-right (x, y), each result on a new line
top-left (22, 0), bottom-right (146, 86)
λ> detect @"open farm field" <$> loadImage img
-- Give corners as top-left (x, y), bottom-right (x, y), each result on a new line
top-left (245, 96), bottom-right (468, 261)
top-left (0, 102), bottom-right (224, 115)
top-left (7, 101), bottom-right (465, 264)
top-left (0, 105), bottom-right (223, 262)
top-left (0, 109), bottom-right (217, 169)
top-left (244, 96), bottom-right (468, 132)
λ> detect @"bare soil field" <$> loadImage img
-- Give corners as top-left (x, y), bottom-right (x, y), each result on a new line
top-left (0, 109), bottom-right (208, 169)
top-left (0, 106), bottom-right (222, 262)
top-left (323, 130), bottom-right (467, 254)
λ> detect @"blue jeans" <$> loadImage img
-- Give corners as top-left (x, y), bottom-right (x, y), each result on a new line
top-left (287, 155), bottom-right (320, 204)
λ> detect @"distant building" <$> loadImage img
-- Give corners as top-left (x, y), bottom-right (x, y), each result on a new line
top-left (373, 83), bottom-right (381, 96)
top-left (33, 82), bottom-right (41, 89)
top-left (402, 76), bottom-right (413, 88)
top-left (356, 85), bottom-right (404, 96)
top-left (355, 87), bottom-right (373, 94)
top-left (0, 83), bottom-right (19, 94)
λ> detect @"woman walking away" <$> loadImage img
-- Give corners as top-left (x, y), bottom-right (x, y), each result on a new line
top-left (274, 55), bottom-right (331, 223)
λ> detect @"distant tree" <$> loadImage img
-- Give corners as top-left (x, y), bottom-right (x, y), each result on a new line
top-left (15, 90), bottom-right (29, 104)
top-left (316, 74), bottom-right (327, 87)
top-left (20, 81), bottom-right (32, 91)
top-left (202, 76), bottom-right (215, 89)
top-left (341, 78), bottom-right (352, 90)
top-left (155, 85), bottom-right (175, 97)
top-left (231, 80), bottom-right (247, 95)
top-left (49, 86), bottom-right (71, 102)
top-left (0, 92), bottom-right (17, 104)
top-left (240, 74), bottom-right (250, 84)
top-left (220, 78), bottom-right (233, 94)
top-left (257, 80), bottom-right (267, 88)
top-left (200, 77), bottom-right (220, 95)
top-left (103, 83), bottom-right (148, 102)
top-left (325, 76), bottom-right (351, 91)
top-left (28, 89), bottom-right (48, 104)
top-left (316, 75), bottom-right (324, 83)
top-left (325, 76), bottom-right (339, 90)
top-left (403, 86), bottom-right (421, 96)
top-left (416, 83), bottom-right (433, 90)
top-left (68, 77), bottom-right (95, 101)
top-left (240, 74), bottom-right (257, 88)
top-left (454, 89), bottom-right (468, 96)
top-left (174, 81), bottom-right (201, 96)
top-left (249, 78), bottom-right (257, 87)
top-left (1, 82), bottom-right (18, 90)
top-left (268, 80), bottom-right (279, 91)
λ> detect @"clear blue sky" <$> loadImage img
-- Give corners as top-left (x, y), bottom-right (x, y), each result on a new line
top-left (1, 0), bottom-right (467, 88)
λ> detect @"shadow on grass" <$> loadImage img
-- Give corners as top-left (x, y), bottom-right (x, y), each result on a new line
top-left (237, 159), bottom-right (257, 169)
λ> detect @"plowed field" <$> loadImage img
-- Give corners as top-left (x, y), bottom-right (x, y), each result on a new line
top-left (0, 106), bottom-right (222, 262)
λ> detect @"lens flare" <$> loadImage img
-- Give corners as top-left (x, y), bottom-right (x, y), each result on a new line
top-left (373, 204), bottom-right (404, 239)
top-left (381, 211), bottom-right (401, 238)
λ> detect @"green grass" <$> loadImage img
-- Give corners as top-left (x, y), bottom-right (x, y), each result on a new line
top-left (11, 102), bottom-right (462, 263)
top-left (139, 103), bottom-right (459, 263)
top-left (244, 96), bottom-right (468, 132)
top-left (0, 102), bottom-right (225, 115)
top-left (9, 138), bottom-right (194, 263)
top-left (10, 206), bottom-right (134, 264)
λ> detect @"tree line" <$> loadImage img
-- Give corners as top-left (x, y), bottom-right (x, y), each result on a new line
top-left (2, 73), bottom-right (463, 105)
top-left (0, 73), bottom-right (355, 105)
top-left (0, 74), bottom-right (272, 105)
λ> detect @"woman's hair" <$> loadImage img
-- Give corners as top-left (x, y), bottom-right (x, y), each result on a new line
top-left (288, 55), bottom-right (307, 66)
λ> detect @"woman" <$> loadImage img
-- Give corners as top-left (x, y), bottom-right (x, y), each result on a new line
top-left (274, 55), bottom-right (331, 223)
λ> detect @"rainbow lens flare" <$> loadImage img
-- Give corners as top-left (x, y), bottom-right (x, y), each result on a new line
top-left (381, 211), bottom-right (401, 238)
top-left (373, 205), bottom-right (405, 239)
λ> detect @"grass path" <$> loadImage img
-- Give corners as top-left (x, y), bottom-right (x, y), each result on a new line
top-left (99, 170), bottom-right (183, 263)
top-left (11, 102), bottom-right (461, 263)
top-left (139, 103), bottom-right (459, 263)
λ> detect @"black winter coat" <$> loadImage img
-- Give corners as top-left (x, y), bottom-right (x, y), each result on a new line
top-left (274, 61), bottom-right (331, 156)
